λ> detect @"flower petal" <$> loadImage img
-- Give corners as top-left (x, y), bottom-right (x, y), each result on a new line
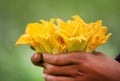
top-left (16, 34), bottom-right (31, 46)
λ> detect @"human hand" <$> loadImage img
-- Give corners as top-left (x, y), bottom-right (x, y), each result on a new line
top-left (31, 52), bottom-right (120, 81)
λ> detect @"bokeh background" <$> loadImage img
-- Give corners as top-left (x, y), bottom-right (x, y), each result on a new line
top-left (0, 0), bottom-right (120, 81)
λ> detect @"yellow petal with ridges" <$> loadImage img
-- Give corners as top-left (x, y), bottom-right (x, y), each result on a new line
top-left (16, 34), bottom-right (31, 46)
top-left (16, 15), bottom-right (112, 54)
top-left (25, 23), bottom-right (42, 37)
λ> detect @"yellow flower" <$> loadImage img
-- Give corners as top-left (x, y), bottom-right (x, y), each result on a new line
top-left (16, 15), bottom-right (112, 54)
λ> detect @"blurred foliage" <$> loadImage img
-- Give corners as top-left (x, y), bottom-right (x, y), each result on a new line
top-left (0, 0), bottom-right (120, 81)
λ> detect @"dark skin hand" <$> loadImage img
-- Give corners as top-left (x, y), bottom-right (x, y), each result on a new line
top-left (31, 52), bottom-right (120, 81)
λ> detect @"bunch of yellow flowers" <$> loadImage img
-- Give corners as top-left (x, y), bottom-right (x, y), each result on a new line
top-left (16, 15), bottom-right (112, 54)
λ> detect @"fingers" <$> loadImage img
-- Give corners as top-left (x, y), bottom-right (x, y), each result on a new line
top-left (43, 52), bottom-right (79, 65)
top-left (43, 51), bottom-right (91, 65)
top-left (31, 51), bottom-right (87, 67)
top-left (31, 51), bottom-right (105, 67)
top-left (31, 53), bottom-right (44, 67)
top-left (44, 74), bottom-right (74, 81)
top-left (44, 63), bottom-right (80, 76)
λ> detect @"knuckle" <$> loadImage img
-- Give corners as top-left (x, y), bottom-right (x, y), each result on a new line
top-left (44, 74), bottom-right (56, 81)
top-left (48, 65), bottom-right (55, 72)
top-left (73, 53), bottom-right (88, 63)
top-left (53, 57), bottom-right (60, 63)
top-left (45, 64), bottom-right (55, 73)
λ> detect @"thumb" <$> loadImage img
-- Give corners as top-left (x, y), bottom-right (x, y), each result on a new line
top-left (31, 53), bottom-right (44, 67)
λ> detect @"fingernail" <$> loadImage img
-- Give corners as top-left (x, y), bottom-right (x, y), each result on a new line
top-left (33, 54), bottom-right (41, 62)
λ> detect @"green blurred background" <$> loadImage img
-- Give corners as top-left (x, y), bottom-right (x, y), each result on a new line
top-left (0, 0), bottom-right (120, 81)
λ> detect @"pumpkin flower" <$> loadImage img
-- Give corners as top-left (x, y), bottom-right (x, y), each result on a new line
top-left (16, 15), bottom-right (112, 54)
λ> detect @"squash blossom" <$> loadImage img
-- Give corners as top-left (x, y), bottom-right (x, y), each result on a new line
top-left (15, 15), bottom-right (112, 54)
